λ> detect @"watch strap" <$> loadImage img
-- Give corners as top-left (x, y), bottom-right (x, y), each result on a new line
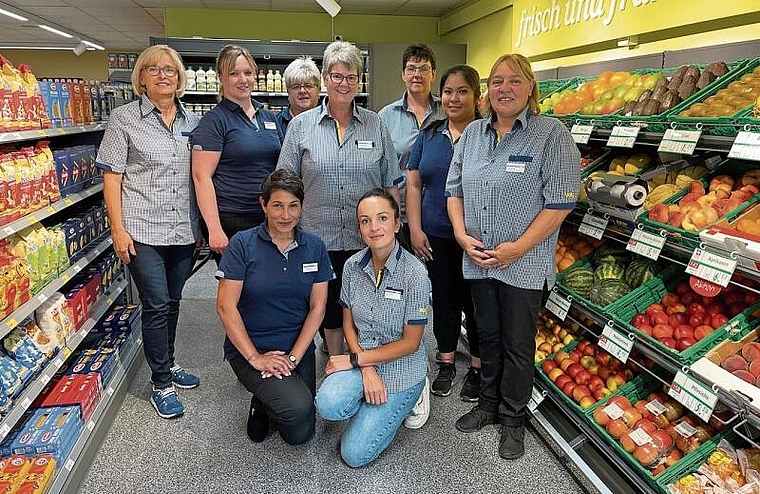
top-left (350, 352), bottom-right (359, 368)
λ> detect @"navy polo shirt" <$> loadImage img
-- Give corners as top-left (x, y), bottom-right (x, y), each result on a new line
top-left (274, 106), bottom-right (292, 137)
top-left (190, 98), bottom-right (283, 215)
top-left (216, 224), bottom-right (334, 360)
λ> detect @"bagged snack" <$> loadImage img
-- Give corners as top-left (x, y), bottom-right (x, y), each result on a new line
top-left (699, 439), bottom-right (745, 491)
top-left (0, 353), bottom-right (25, 397)
top-left (12, 254), bottom-right (30, 308)
top-left (34, 292), bottom-right (68, 345)
top-left (0, 152), bottom-right (19, 222)
top-left (35, 142), bottom-right (59, 203)
top-left (0, 248), bottom-right (18, 316)
top-left (20, 317), bottom-right (58, 357)
top-left (49, 225), bottom-right (69, 273)
top-left (21, 146), bottom-right (43, 211)
top-left (13, 151), bottom-right (34, 216)
top-left (4, 325), bottom-right (48, 372)
top-left (10, 229), bottom-right (39, 291)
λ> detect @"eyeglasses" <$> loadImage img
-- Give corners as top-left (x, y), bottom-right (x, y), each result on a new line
top-left (489, 77), bottom-right (526, 88)
top-left (329, 73), bottom-right (360, 85)
top-left (404, 64), bottom-right (432, 76)
top-left (144, 65), bottom-right (178, 77)
top-left (288, 83), bottom-right (318, 91)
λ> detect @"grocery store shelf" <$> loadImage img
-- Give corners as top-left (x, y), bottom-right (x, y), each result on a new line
top-left (0, 233), bottom-right (114, 340)
top-left (183, 90), bottom-right (369, 97)
top-left (586, 128), bottom-right (736, 153)
top-left (47, 318), bottom-right (142, 494)
top-left (0, 276), bottom-right (127, 443)
top-left (0, 184), bottom-right (104, 242)
top-left (0, 123), bottom-right (107, 145)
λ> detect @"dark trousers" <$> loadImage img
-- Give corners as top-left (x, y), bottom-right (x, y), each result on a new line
top-left (229, 350), bottom-right (316, 445)
top-left (426, 234), bottom-right (479, 357)
top-left (322, 250), bottom-right (359, 331)
top-left (201, 210), bottom-right (266, 263)
top-left (128, 242), bottom-right (195, 388)
top-left (471, 279), bottom-right (543, 427)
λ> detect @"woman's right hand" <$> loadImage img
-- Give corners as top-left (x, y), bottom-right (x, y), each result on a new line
top-left (458, 234), bottom-right (491, 268)
top-left (360, 367), bottom-right (387, 404)
top-left (410, 229), bottom-right (433, 262)
top-left (250, 351), bottom-right (292, 379)
top-left (112, 229), bottom-right (136, 265)
top-left (208, 228), bottom-right (229, 254)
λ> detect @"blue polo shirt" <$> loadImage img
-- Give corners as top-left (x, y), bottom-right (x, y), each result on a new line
top-left (274, 106), bottom-right (293, 137)
top-left (216, 224), bottom-right (334, 360)
top-left (190, 98), bottom-right (283, 215)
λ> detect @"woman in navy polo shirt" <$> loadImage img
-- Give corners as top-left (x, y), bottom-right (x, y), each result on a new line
top-left (315, 188), bottom-right (430, 467)
top-left (192, 45), bottom-right (283, 259)
top-left (406, 65), bottom-right (483, 401)
top-left (216, 169), bottom-right (333, 444)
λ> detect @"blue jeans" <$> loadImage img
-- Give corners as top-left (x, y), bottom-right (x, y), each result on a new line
top-left (316, 370), bottom-right (424, 467)
top-left (128, 242), bottom-right (195, 388)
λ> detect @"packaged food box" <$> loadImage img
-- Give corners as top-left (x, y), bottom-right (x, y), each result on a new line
top-left (67, 348), bottom-right (118, 384)
top-left (15, 454), bottom-right (56, 494)
top-left (64, 287), bottom-right (87, 330)
top-left (115, 304), bottom-right (140, 330)
top-left (57, 81), bottom-right (72, 127)
top-left (61, 219), bottom-right (79, 260)
top-left (0, 455), bottom-right (31, 492)
top-left (52, 148), bottom-right (73, 195)
top-left (37, 372), bottom-right (102, 421)
top-left (11, 405), bottom-right (82, 461)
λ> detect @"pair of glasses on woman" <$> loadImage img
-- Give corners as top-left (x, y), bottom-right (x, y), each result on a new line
top-left (328, 73), bottom-right (360, 85)
top-left (288, 83), bottom-right (318, 91)
top-left (144, 65), bottom-right (178, 77)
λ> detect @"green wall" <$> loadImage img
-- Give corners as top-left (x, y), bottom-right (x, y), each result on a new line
top-left (165, 8), bottom-right (440, 44)
top-left (441, 6), bottom-right (512, 78)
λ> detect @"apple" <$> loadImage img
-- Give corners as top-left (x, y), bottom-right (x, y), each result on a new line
top-left (587, 375), bottom-right (606, 391)
top-left (669, 313), bottom-right (688, 327)
top-left (593, 406), bottom-right (611, 426)
top-left (620, 431), bottom-right (637, 453)
top-left (662, 293), bottom-right (680, 307)
top-left (680, 292), bottom-right (696, 305)
top-left (606, 418), bottom-right (629, 439)
top-left (592, 387), bottom-right (612, 400)
top-left (652, 324), bottom-right (674, 340)
top-left (568, 349), bottom-right (581, 363)
top-left (582, 344), bottom-right (596, 357)
top-left (650, 429), bottom-right (675, 454)
top-left (597, 367), bottom-right (611, 380)
top-left (687, 302), bottom-right (706, 315)
top-left (580, 356), bottom-right (596, 369)
top-left (606, 374), bottom-right (625, 392)
top-left (554, 351), bottom-right (570, 365)
top-left (633, 418), bottom-right (658, 434)
top-left (631, 313), bottom-right (649, 328)
top-left (576, 340), bottom-right (591, 354)
top-left (633, 443), bottom-right (660, 467)
top-left (579, 396), bottom-right (597, 409)
top-left (560, 359), bottom-right (575, 372)
top-left (567, 363), bottom-right (584, 379)
top-left (706, 303), bottom-right (727, 315)
top-left (711, 313), bottom-right (729, 329)
top-left (608, 395), bottom-right (632, 410)
top-left (555, 374), bottom-right (572, 389)
top-left (595, 351), bottom-right (612, 367)
top-left (574, 370), bottom-right (592, 386)
top-left (677, 337), bottom-right (697, 351)
top-left (694, 325), bottom-right (713, 341)
top-left (650, 312), bottom-right (670, 326)
top-left (673, 325), bottom-right (694, 340)
top-left (561, 381), bottom-right (576, 397)
top-left (586, 363), bottom-right (600, 375)
top-left (675, 282), bottom-right (690, 295)
top-left (645, 303), bottom-right (665, 316)
top-left (547, 368), bottom-right (564, 382)
top-left (541, 359), bottom-right (558, 374)
top-left (572, 385), bottom-right (592, 402)
top-left (661, 337), bottom-right (678, 349)
top-left (666, 303), bottom-right (687, 315)
top-left (664, 448), bottom-right (682, 467)
top-left (639, 324), bottom-right (653, 336)
top-left (621, 407), bottom-right (643, 427)
top-left (688, 313), bottom-right (707, 328)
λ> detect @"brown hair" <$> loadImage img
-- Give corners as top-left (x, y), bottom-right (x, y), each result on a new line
top-left (131, 45), bottom-right (187, 98)
top-left (216, 45), bottom-right (257, 101)
top-left (483, 54), bottom-right (540, 118)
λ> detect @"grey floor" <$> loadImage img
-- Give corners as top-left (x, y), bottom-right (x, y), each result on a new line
top-left (79, 262), bottom-right (585, 493)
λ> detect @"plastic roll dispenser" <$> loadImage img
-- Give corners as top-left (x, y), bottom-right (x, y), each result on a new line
top-left (584, 173), bottom-right (649, 209)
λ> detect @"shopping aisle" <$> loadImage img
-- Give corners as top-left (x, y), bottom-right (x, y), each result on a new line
top-left (79, 263), bottom-right (585, 493)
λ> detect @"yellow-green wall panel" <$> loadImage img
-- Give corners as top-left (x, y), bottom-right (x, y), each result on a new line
top-left (0, 50), bottom-right (108, 81)
top-left (441, 7), bottom-right (512, 77)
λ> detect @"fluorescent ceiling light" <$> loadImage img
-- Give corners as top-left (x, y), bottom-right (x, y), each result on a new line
top-left (0, 8), bottom-right (27, 21)
top-left (82, 40), bottom-right (104, 50)
top-left (38, 24), bottom-right (73, 38)
top-left (0, 46), bottom-right (73, 50)
top-left (617, 39), bottom-right (629, 47)
top-left (315, 0), bottom-right (340, 17)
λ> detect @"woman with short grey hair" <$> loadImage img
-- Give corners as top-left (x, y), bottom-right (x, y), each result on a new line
top-left (275, 56), bottom-right (321, 134)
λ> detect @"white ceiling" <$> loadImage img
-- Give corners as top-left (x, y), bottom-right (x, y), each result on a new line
top-left (0, 0), bottom-right (470, 50)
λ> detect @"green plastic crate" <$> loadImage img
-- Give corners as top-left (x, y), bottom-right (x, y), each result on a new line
top-left (539, 77), bottom-right (578, 101)
top-left (735, 107), bottom-right (760, 131)
top-left (579, 147), bottom-right (613, 180)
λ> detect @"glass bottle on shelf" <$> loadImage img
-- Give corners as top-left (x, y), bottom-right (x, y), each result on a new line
top-left (266, 69), bottom-right (274, 92)
top-left (186, 66), bottom-right (196, 91)
top-left (257, 69), bottom-right (265, 92)
top-left (206, 66), bottom-right (217, 92)
top-left (196, 66), bottom-right (207, 92)
top-left (274, 70), bottom-right (282, 92)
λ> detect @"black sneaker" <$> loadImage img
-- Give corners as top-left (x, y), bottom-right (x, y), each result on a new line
top-left (499, 425), bottom-right (525, 460)
top-left (455, 405), bottom-right (497, 433)
top-left (431, 363), bottom-right (456, 397)
top-left (460, 366), bottom-right (480, 402)
top-left (247, 397), bottom-right (269, 443)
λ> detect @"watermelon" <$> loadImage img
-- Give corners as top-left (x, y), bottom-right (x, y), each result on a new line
top-left (593, 246), bottom-right (631, 266)
top-left (624, 258), bottom-right (662, 289)
top-left (594, 263), bottom-right (625, 282)
top-left (562, 267), bottom-right (594, 297)
top-left (589, 279), bottom-right (631, 306)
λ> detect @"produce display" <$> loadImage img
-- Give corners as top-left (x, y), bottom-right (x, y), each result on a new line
top-left (667, 439), bottom-right (760, 493)
top-left (555, 227), bottom-right (601, 272)
top-left (677, 65), bottom-right (760, 118)
top-left (579, 146), bottom-right (608, 172)
top-left (534, 308), bottom-right (581, 362)
top-left (606, 153), bottom-right (654, 175)
top-left (644, 162), bottom-right (710, 211)
top-left (720, 338), bottom-right (760, 387)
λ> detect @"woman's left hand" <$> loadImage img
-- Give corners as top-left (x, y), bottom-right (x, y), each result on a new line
top-left (483, 242), bottom-right (524, 270)
top-left (325, 354), bottom-right (352, 376)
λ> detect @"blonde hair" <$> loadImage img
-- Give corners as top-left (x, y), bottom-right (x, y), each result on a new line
top-left (216, 45), bottom-right (257, 101)
top-left (131, 45), bottom-right (187, 98)
top-left (484, 54), bottom-right (540, 118)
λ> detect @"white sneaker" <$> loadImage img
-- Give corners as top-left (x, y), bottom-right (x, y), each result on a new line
top-left (403, 377), bottom-right (430, 429)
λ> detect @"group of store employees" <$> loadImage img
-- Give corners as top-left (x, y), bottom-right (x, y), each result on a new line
top-left (97, 37), bottom-right (580, 465)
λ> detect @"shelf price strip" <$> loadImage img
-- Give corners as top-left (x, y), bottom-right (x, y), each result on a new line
top-left (545, 289), bottom-right (571, 321)
top-left (668, 370), bottom-right (718, 422)
top-left (685, 248), bottom-right (737, 288)
top-left (626, 227), bottom-right (666, 261)
top-left (607, 126), bottom-right (640, 148)
top-left (528, 386), bottom-right (545, 413)
top-left (571, 124), bottom-right (594, 144)
top-left (728, 131), bottom-right (760, 162)
top-left (598, 322), bottom-right (634, 364)
top-left (578, 212), bottom-right (608, 240)
top-left (658, 129), bottom-right (702, 155)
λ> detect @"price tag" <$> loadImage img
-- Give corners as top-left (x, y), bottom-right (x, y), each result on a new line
top-left (106, 386), bottom-right (114, 396)
top-left (578, 212), bottom-right (608, 240)
top-left (674, 421), bottom-right (697, 438)
top-left (571, 124), bottom-right (594, 144)
top-left (629, 428), bottom-right (653, 446)
top-left (63, 347), bottom-right (72, 357)
top-left (28, 215), bottom-right (37, 224)
top-left (37, 293), bottom-right (47, 303)
top-left (658, 129), bottom-right (702, 155)
top-left (685, 248), bottom-right (737, 287)
top-left (54, 357), bottom-right (63, 367)
top-left (20, 397), bottom-right (31, 409)
top-left (545, 290), bottom-right (571, 321)
top-left (598, 323), bottom-right (634, 363)
top-left (528, 387), bottom-right (545, 412)
top-left (607, 125), bottom-right (640, 148)
top-left (61, 274), bottom-right (70, 283)
top-left (626, 228), bottom-right (666, 261)
top-left (5, 318), bottom-right (17, 329)
top-left (87, 421), bottom-right (95, 431)
top-left (107, 298), bottom-right (113, 305)
top-left (728, 131), bottom-right (760, 162)
top-left (645, 399), bottom-right (667, 416)
top-left (40, 373), bottom-right (51, 386)
top-left (603, 402), bottom-right (624, 420)
top-left (668, 370), bottom-right (718, 422)
top-left (63, 198), bottom-right (73, 206)
top-left (36, 130), bottom-right (47, 136)
top-left (46, 206), bottom-right (55, 214)
top-left (65, 458), bottom-right (75, 471)
top-left (0, 424), bottom-right (10, 437)
top-left (3, 226), bottom-right (13, 235)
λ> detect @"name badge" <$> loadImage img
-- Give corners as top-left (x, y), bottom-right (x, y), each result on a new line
top-left (264, 121), bottom-right (277, 130)
top-left (505, 162), bottom-right (526, 173)
top-left (302, 262), bottom-right (318, 273)
top-left (384, 288), bottom-right (403, 300)
top-left (357, 140), bottom-right (374, 149)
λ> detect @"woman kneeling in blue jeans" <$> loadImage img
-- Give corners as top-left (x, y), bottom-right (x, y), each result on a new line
top-left (316, 188), bottom-right (431, 468)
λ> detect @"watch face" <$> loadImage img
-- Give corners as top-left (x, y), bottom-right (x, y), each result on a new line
top-left (289, 355), bottom-right (297, 363)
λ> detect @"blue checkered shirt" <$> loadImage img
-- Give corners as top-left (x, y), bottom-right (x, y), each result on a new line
top-left (96, 95), bottom-right (200, 245)
top-left (276, 99), bottom-right (401, 251)
top-left (340, 242), bottom-right (430, 393)
top-left (445, 108), bottom-right (580, 290)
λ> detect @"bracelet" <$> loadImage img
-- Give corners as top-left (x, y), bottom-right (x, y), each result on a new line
top-left (350, 352), bottom-right (359, 368)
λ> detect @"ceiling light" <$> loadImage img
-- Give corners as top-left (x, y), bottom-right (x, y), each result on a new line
top-left (0, 46), bottom-right (73, 50)
top-left (617, 35), bottom-right (639, 48)
top-left (315, 0), bottom-right (340, 17)
top-left (0, 7), bottom-right (27, 21)
top-left (38, 24), bottom-right (73, 38)
top-left (81, 40), bottom-right (104, 50)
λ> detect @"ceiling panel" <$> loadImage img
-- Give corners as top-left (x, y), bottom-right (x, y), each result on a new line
top-left (7, 0), bottom-right (68, 6)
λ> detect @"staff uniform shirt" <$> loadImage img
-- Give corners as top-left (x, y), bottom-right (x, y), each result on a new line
top-left (216, 224), bottom-right (334, 360)
top-left (276, 99), bottom-right (401, 251)
top-left (445, 108), bottom-right (580, 290)
top-left (340, 243), bottom-right (430, 393)
top-left (407, 119), bottom-right (460, 240)
top-left (96, 95), bottom-right (200, 246)
top-left (190, 98), bottom-right (282, 215)
top-left (378, 93), bottom-right (443, 173)
top-left (274, 105), bottom-right (293, 137)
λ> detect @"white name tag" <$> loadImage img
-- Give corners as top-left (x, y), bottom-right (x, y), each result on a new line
top-left (357, 140), bottom-right (374, 149)
top-left (384, 288), bottom-right (402, 300)
top-left (264, 121), bottom-right (277, 130)
top-left (505, 162), bottom-right (525, 173)
top-left (302, 263), bottom-right (318, 273)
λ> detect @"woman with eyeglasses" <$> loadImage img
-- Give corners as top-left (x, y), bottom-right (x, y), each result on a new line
top-left (192, 45), bottom-right (283, 260)
top-left (277, 41), bottom-right (402, 367)
top-left (446, 54), bottom-right (580, 460)
top-left (274, 56), bottom-right (321, 135)
top-left (97, 45), bottom-right (200, 419)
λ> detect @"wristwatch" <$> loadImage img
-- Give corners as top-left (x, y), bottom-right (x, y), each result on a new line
top-left (288, 354), bottom-right (297, 365)
top-left (350, 352), bottom-right (359, 368)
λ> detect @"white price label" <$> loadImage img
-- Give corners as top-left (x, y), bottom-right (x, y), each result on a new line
top-left (607, 126), bottom-right (640, 148)
top-left (668, 370), bottom-right (718, 422)
top-left (40, 373), bottom-right (51, 386)
top-left (528, 387), bottom-right (545, 412)
top-left (20, 397), bottom-right (31, 409)
top-left (674, 421), bottom-right (697, 438)
top-left (65, 458), bottom-right (75, 471)
top-left (728, 132), bottom-right (760, 162)
top-left (545, 289), bottom-right (571, 321)
top-left (106, 386), bottom-right (114, 396)
top-left (598, 323), bottom-right (634, 363)
top-left (87, 421), bottom-right (95, 431)
top-left (658, 129), bottom-right (702, 155)
top-left (571, 124), bottom-right (594, 144)
top-left (685, 248), bottom-right (737, 287)
top-left (136, 337), bottom-right (143, 346)
top-left (578, 212), bottom-right (608, 240)
top-left (629, 427), bottom-right (653, 446)
top-left (626, 228), bottom-right (666, 261)
top-left (37, 293), bottom-right (47, 303)
top-left (603, 402), bottom-right (624, 420)
top-left (645, 399), bottom-right (667, 416)
top-left (54, 358), bottom-right (63, 367)
top-left (0, 424), bottom-right (10, 438)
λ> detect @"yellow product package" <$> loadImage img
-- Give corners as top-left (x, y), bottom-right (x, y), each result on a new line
top-left (13, 150), bottom-right (34, 217)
